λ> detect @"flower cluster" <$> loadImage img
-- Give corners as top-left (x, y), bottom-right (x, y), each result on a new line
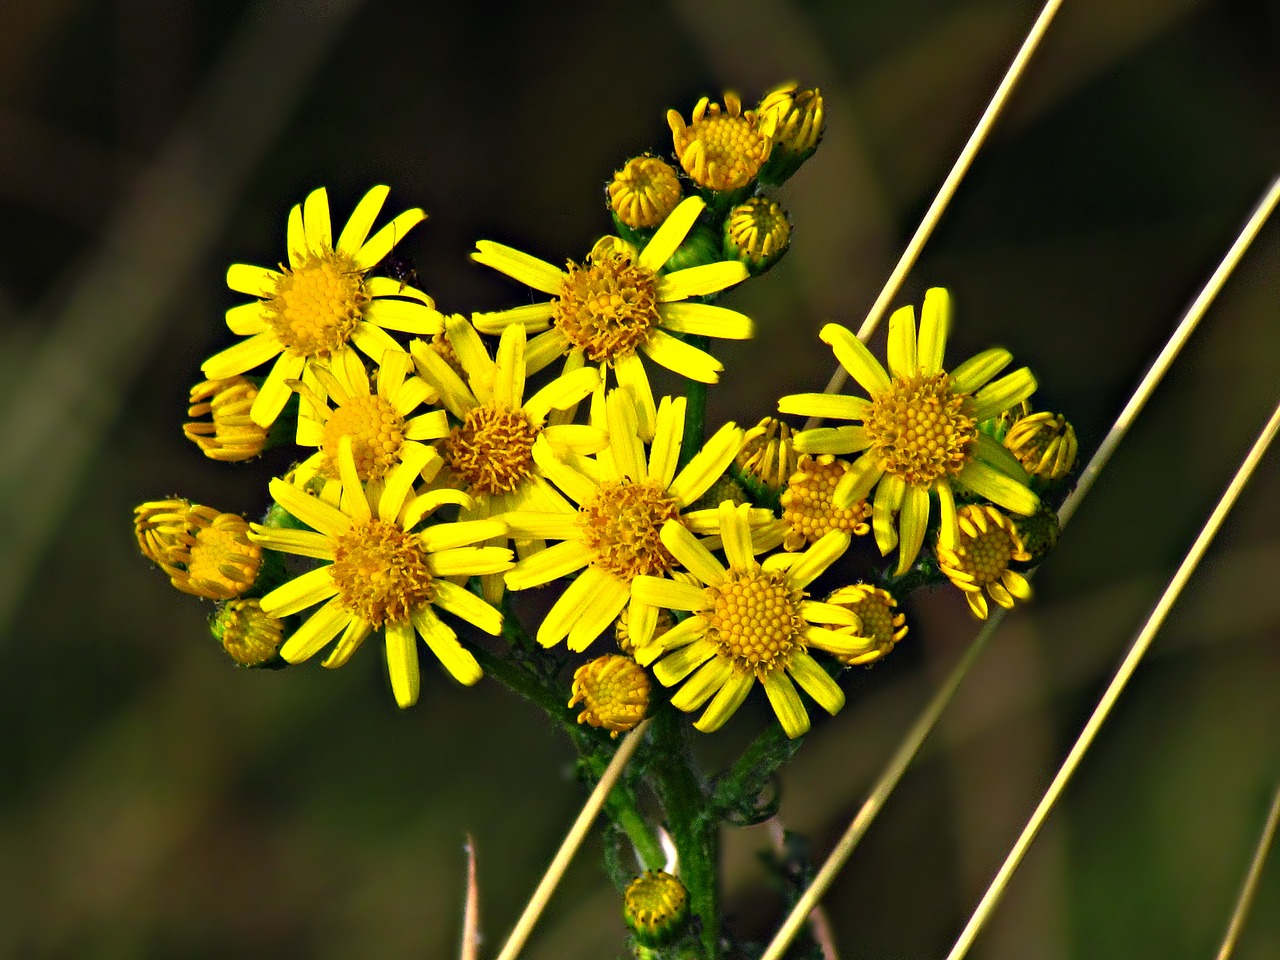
top-left (134, 83), bottom-right (1077, 744)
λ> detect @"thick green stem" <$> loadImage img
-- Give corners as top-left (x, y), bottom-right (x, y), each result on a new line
top-left (650, 706), bottom-right (719, 959)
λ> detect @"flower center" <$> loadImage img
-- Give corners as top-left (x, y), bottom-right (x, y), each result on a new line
top-left (670, 98), bottom-right (774, 192)
top-left (330, 519), bottom-right (434, 626)
top-left (321, 393), bottom-right (406, 481)
top-left (781, 455), bottom-right (872, 550)
top-left (264, 250), bottom-right (370, 357)
top-left (555, 250), bottom-right (659, 362)
top-left (864, 372), bottom-right (977, 485)
top-left (441, 405), bottom-right (540, 496)
top-left (579, 480), bottom-right (681, 579)
top-left (704, 570), bottom-right (806, 675)
top-left (957, 525), bottom-right (1017, 587)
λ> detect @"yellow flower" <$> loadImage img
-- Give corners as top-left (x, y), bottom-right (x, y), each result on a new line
top-left (756, 82), bottom-right (825, 181)
top-left (779, 288), bottom-right (1039, 574)
top-left (248, 438), bottom-right (514, 708)
top-left (134, 499), bottom-right (262, 600)
top-left (633, 502), bottom-right (868, 738)
top-left (735, 416), bottom-right (799, 496)
top-left (935, 504), bottom-right (1033, 620)
top-left (1003, 410), bottom-right (1078, 481)
top-left (471, 196), bottom-right (751, 440)
top-left (822, 584), bottom-right (907, 666)
top-left (667, 92), bottom-right (776, 192)
top-left (288, 349), bottom-right (450, 503)
top-left (502, 389), bottom-right (772, 653)
top-left (608, 155), bottom-right (683, 230)
top-left (723, 196), bottom-right (791, 273)
top-left (568, 654), bottom-right (650, 736)
top-left (211, 598), bottom-right (285, 666)
top-left (183, 377), bottom-right (269, 461)
top-left (410, 317), bottom-right (605, 601)
top-left (780, 454), bottom-right (873, 551)
top-left (201, 185), bottom-right (443, 431)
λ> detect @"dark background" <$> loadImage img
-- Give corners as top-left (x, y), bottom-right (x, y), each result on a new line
top-left (1, 0), bottom-right (1277, 957)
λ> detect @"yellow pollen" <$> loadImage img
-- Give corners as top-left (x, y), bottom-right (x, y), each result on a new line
top-left (704, 570), bottom-right (806, 676)
top-left (579, 480), bottom-right (681, 579)
top-left (554, 250), bottom-right (659, 362)
top-left (264, 250), bottom-right (370, 357)
top-left (781, 454), bottom-right (872, 550)
top-left (330, 519), bottom-right (433, 626)
top-left (441, 405), bottom-right (540, 496)
top-left (321, 393), bottom-right (406, 481)
top-left (864, 372), bottom-right (977, 485)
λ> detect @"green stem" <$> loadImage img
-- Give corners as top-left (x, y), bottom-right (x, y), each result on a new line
top-left (650, 706), bottom-right (719, 959)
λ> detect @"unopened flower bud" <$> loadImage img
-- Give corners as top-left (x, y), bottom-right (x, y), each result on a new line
top-left (668, 92), bottom-right (775, 194)
top-left (724, 196), bottom-right (791, 274)
top-left (569, 655), bottom-right (650, 736)
top-left (757, 82), bottom-right (825, 184)
top-left (211, 598), bottom-right (284, 666)
top-left (1004, 411), bottom-right (1078, 482)
top-left (183, 377), bottom-right (270, 461)
top-left (623, 871), bottom-right (689, 948)
top-left (824, 584), bottom-right (907, 666)
top-left (608, 155), bottom-right (682, 232)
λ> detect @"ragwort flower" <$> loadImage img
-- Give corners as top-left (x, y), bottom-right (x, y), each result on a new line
top-left (667, 92), bottom-right (777, 193)
top-left (201, 186), bottom-right (443, 431)
top-left (779, 288), bottom-right (1039, 574)
top-left (471, 196), bottom-right (751, 440)
top-left (633, 502), bottom-right (869, 738)
top-left (502, 390), bottom-right (770, 653)
top-left (935, 504), bottom-right (1032, 620)
top-left (248, 438), bottom-right (513, 708)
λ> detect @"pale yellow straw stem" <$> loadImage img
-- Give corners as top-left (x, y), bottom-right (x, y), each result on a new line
top-left (809, 0), bottom-right (1066, 430)
top-left (761, 176), bottom-right (1280, 960)
top-left (494, 718), bottom-right (650, 960)
top-left (946, 397), bottom-right (1280, 960)
top-left (1214, 780), bottom-right (1280, 960)
top-left (460, 835), bottom-right (480, 960)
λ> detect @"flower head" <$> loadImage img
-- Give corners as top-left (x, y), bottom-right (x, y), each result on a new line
top-left (634, 502), bottom-right (870, 738)
top-left (667, 92), bottom-right (776, 193)
top-left (624, 871), bottom-right (689, 948)
top-left (183, 377), bottom-right (269, 461)
top-left (779, 288), bottom-right (1039, 573)
top-left (288, 348), bottom-right (449, 502)
top-left (724, 196), bottom-right (791, 273)
top-left (248, 437), bottom-right (514, 708)
top-left (1003, 410), bottom-right (1078, 481)
top-left (823, 584), bottom-right (907, 666)
top-left (211, 598), bottom-right (285, 666)
top-left (608, 155), bottom-right (682, 231)
top-left (134, 499), bottom-right (262, 600)
top-left (935, 504), bottom-right (1032, 620)
top-left (757, 82), bottom-right (825, 182)
top-left (780, 454), bottom-right (873, 551)
top-left (201, 186), bottom-right (444, 431)
top-left (471, 197), bottom-right (751, 440)
top-left (502, 390), bottom-right (771, 653)
top-left (568, 654), bottom-right (650, 736)
top-left (735, 417), bottom-right (800, 497)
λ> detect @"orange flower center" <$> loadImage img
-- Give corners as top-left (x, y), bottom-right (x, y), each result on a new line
top-left (864, 372), bottom-right (977, 485)
top-left (579, 480), bottom-right (681, 579)
top-left (264, 251), bottom-right (370, 357)
top-left (441, 405), bottom-right (540, 496)
top-left (555, 250), bottom-right (659, 363)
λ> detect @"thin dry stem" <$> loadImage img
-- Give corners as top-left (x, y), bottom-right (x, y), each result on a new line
top-left (494, 719), bottom-right (651, 960)
top-left (1213, 780), bottom-right (1280, 960)
top-left (460, 835), bottom-right (480, 960)
top-left (946, 397), bottom-right (1280, 960)
top-left (808, 0), bottom-right (1066, 429)
top-left (761, 175), bottom-right (1280, 960)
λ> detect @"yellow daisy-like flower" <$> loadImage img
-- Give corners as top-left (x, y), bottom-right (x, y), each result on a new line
top-left (134, 499), bottom-right (262, 600)
top-left (502, 389), bottom-right (770, 653)
top-left (823, 584), bottom-right (907, 666)
top-left (632, 502), bottom-right (869, 739)
top-left (608, 155), bottom-right (683, 230)
top-left (779, 288), bottom-right (1039, 574)
top-left (935, 504), bottom-right (1032, 620)
top-left (288, 349), bottom-right (449, 502)
top-left (201, 185), bottom-right (444, 431)
top-left (248, 438), bottom-right (514, 708)
top-left (667, 92), bottom-right (777, 193)
top-left (779, 454), bottom-right (873, 551)
top-left (411, 317), bottom-right (605, 600)
top-left (471, 196), bottom-right (751, 440)
top-left (183, 377), bottom-right (270, 462)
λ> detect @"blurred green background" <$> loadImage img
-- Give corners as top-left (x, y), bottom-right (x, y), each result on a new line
top-left (1, 0), bottom-right (1277, 957)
